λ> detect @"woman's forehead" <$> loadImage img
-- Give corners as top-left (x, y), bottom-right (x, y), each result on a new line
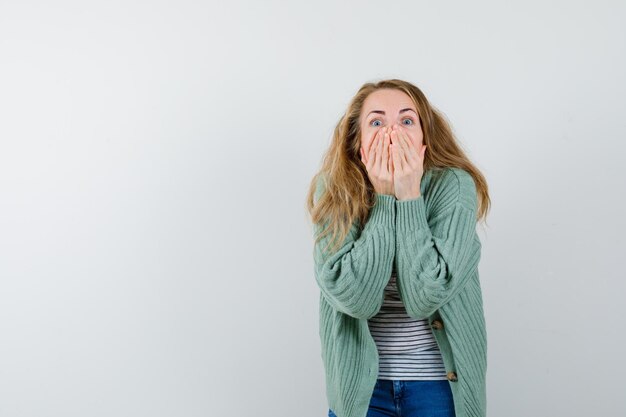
top-left (363, 89), bottom-right (415, 110)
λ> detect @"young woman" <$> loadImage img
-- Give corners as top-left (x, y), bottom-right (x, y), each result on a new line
top-left (307, 79), bottom-right (490, 417)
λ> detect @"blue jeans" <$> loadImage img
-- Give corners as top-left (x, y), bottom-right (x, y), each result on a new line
top-left (328, 379), bottom-right (456, 417)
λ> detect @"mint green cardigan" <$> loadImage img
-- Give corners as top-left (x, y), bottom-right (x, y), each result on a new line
top-left (313, 167), bottom-right (487, 417)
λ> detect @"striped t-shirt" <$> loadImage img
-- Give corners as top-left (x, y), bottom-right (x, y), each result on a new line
top-left (367, 265), bottom-right (448, 380)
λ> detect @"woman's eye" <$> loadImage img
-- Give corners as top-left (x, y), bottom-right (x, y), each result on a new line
top-left (370, 118), bottom-right (414, 127)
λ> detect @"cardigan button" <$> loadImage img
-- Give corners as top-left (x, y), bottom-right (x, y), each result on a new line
top-left (447, 371), bottom-right (458, 382)
top-left (431, 319), bottom-right (444, 330)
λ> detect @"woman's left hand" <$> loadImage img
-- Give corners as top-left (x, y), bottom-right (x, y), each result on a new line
top-left (390, 125), bottom-right (427, 201)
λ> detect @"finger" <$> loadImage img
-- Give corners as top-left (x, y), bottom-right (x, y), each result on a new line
top-left (366, 129), bottom-right (382, 169)
top-left (375, 128), bottom-right (384, 173)
top-left (383, 127), bottom-right (393, 173)
top-left (400, 128), bottom-right (419, 163)
top-left (366, 128), bottom-right (382, 163)
top-left (382, 130), bottom-right (391, 174)
top-left (365, 130), bottom-right (381, 172)
top-left (398, 128), bottom-right (417, 168)
top-left (391, 129), bottom-right (408, 170)
top-left (391, 138), bottom-right (403, 173)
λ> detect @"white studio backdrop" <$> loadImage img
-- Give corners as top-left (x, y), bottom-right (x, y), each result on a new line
top-left (1, 1), bottom-right (625, 416)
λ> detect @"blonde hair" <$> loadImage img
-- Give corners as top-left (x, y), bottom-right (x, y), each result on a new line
top-left (306, 78), bottom-right (491, 254)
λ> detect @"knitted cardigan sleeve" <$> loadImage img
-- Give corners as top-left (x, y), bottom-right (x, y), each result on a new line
top-left (312, 177), bottom-right (396, 319)
top-left (394, 169), bottom-right (481, 320)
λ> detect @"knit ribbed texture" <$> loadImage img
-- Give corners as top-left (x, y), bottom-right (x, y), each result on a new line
top-left (313, 167), bottom-right (487, 417)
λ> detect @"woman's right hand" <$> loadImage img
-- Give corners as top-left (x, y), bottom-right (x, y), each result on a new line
top-left (360, 127), bottom-right (394, 196)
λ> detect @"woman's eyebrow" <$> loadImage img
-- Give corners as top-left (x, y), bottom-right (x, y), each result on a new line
top-left (366, 108), bottom-right (417, 117)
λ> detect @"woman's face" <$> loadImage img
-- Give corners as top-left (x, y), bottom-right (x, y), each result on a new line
top-left (359, 88), bottom-right (423, 161)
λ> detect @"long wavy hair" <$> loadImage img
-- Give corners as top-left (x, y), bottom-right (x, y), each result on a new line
top-left (306, 79), bottom-right (491, 254)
